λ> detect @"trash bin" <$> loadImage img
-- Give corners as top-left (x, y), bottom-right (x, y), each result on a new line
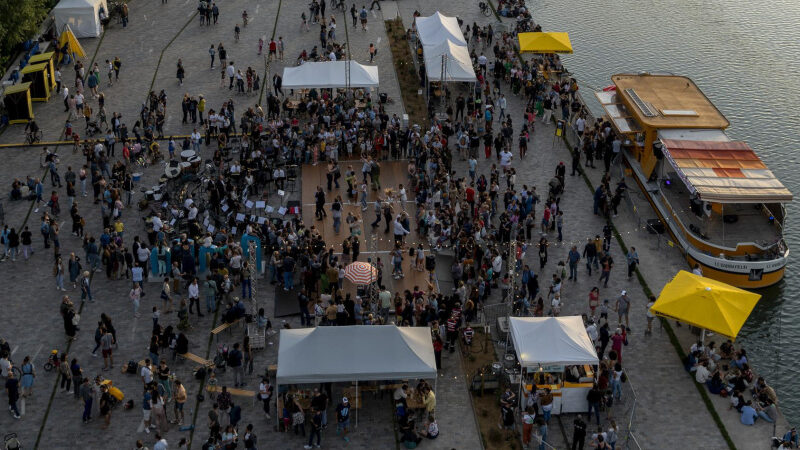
top-left (379, 92), bottom-right (388, 104)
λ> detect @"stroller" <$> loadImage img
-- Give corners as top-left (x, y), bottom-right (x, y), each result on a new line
top-left (213, 344), bottom-right (229, 372)
top-left (85, 121), bottom-right (102, 137)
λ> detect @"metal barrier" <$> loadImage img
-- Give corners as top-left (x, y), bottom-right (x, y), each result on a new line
top-left (617, 369), bottom-right (643, 450)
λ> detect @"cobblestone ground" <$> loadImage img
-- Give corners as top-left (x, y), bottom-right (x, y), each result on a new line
top-left (0, 0), bottom-right (783, 449)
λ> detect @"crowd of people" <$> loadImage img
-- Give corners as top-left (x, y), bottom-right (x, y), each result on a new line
top-left (2, 0), bottom-right (793, 447)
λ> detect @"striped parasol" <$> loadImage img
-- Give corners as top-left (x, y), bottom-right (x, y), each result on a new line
top-left (344, 261), bottom-right (378, 285)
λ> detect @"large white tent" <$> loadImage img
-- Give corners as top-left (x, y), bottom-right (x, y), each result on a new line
top-left (509, 316), bottom-right (599, 367)
top-left (276, 326), bottom-right (437, 384)
top-left (281, 61), bottom-right (379, 90)
top-left (424, 40), bottom-right (476, 82)
top-left (53, 0), bottom-right (108, 38)
top-left (416, 12), bottom-right (468, 48)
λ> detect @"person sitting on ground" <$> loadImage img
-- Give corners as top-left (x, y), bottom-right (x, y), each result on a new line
top-left (782, 427), bottom-right (799, 448)
top-left (740, 400), bottom-right (759, 425)
top-left (400, 420), bottom-right (422, 448)
top-left (730, 348), bottom-right (748, 370)
top-left (418, 415), bottom-right (439, 439)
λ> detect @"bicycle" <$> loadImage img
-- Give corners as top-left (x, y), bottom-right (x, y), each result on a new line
top-left (242, 11), bottom-right (248, 27)
top-left (26, 129), bottom-right (43, 145)
top-left (478, 1), bottom-right (492, 16)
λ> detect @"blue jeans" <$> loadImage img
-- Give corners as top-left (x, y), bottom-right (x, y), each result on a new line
top-left (588, 401), bottom-right (601, 425)
top-left (83, 397), bottom-right (93, 421)
top-left (538, 424), bottom-right (548, 450)
top-left (149, 352), bottom-right (159, 366)
top-left (360, 192), bottom-right (367, 209)
top-left (308, 428), bottom-right (321, 446)
top-left (569, 263), bottom-right (577, 280)
top-left (206, 294), bottom-right (216, 312)
top-left (757, 410), bottom-right (774, 423)
top-left (542, 407), bottom-right (551, 423)
top-left (241, 279), bottom-right (252, 298)
top-left (612, 379), bottom-right (622, 400)
top-left (283, 271), bottom-right (294, 290)
top-left (333, 216), bottom-right (341, 233)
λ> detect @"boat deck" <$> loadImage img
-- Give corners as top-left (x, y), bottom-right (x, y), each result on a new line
top-left (658, 178), bottom-right (781, 253)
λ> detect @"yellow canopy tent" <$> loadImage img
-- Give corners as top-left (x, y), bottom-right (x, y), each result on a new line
top-left (2, 82), bottom-right (34, 124)
top-left (651, 270), bottom-right (761, 340)
top-left (28, 52), bottom-right (57, 90)
top-left (518, 32), bottom-right (573, 54)
top-left (58, 24), bottom-right (86, 62)
top-left (20, 63), bottom-right (51, 101)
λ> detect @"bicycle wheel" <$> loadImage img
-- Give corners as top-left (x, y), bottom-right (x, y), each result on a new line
top-left (43, 362), bottom-right (53, 372)
top-left (35, 129), bottom-right (43, 143)
top-left (483, 7), bottom-right (492, 16)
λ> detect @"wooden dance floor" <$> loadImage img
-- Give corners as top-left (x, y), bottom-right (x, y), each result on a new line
top-left (301, 161), bottom-right (437, 297)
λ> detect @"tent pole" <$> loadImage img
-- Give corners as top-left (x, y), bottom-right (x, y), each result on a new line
top-left (701, 328), bottom-right (706, 345)
top-left (356, 380), bottom-right (359, 428)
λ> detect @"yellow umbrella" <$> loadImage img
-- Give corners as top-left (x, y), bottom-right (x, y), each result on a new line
top-left (518, 32), bottom-right (573, 54)
top-left (58, 24), bottom-right (86, 60)
top-left (651, 270), bottom-right (761, 340)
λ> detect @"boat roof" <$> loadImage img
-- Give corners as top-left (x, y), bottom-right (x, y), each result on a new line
top-left (611, 74), bottom-right (730, 129)
top-left (661, 139), bottom-right (792, 203)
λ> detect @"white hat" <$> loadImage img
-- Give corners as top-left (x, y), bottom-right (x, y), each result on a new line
top-left (342, 397), bottom-right (349, 403)
top-left (621, 290), bottom-right (627, 295)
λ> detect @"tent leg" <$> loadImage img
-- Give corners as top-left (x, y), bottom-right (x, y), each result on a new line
top-left (701, 328), bottom-right (706, 345)
top-left (356, 380), bottom-right (359, 428)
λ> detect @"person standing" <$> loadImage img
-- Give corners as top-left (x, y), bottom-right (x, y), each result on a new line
top-left (259, 377), bottom-right (273, 419)
top-left (305, 408), bottom-right (323, 449)
top-left (188, 278), bottom-right (203, 317)
top-left (229, 343), bottom-right (244, 387)
top-left (174, 380), bottom-right (187, 425)
top-left (572, 415), bottom-right (587, 450)
top-left (6, 371), bottom-right (21, 419)
top-left (645, 295), bottom-right (656, 335)
top-left (336, 397), bottom-right (351, 442)
top-left (100, 328), bottom-right (114, 370)
top-left (359, 6), bottom-right (368, 31)
top-left (615, 290), bottom-right (631, 330)
top-left (19, 356), bottom-right (35, 400)
top-left (79, 377), bottom-right (93, 423)
top-left (626, 247), bottom-right (639, 278)
top-left (567, 246), bottom-right (580, 281)
top-left (130, 282), bottom-right (142, 318)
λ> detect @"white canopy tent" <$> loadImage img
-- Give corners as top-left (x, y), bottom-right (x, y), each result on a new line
top-left (277, 326), bottom-right (437, 384)
top-left (424, 39), bottom-right (477, 82)
top-left (415, 12), bottom-right (468, 48)
top-left (509, 316), bottom-right (599, 367)
top-left (277, 326), bottom-right (437, 428)
top-left (53, 0), bottom-right (108, 38)
top-left (509, 316), bottom-right (599, 417)
top-left (281, 61), bottom-right (379, 89)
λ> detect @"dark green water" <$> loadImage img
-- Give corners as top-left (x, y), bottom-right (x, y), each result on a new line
top-left (529, 0), bottom-right (800, 424)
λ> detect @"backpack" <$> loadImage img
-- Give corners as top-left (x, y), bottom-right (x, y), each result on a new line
top-left (126, 360), bottom-right (137, 374)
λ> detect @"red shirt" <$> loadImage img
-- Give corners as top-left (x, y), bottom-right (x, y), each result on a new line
top-left (269, 41), bottom-right (277, 51)
top-left (465, 187), bottom-right (475, 202)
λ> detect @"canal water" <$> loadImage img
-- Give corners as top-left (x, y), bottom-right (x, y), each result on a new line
top-left (528, 0), bottom-right (800, 424)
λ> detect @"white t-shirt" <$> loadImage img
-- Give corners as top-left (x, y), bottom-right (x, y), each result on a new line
top-left (695, 365), bottom-right (711, 383)
top-left (500, 150), bottom-right (512, 166)
top-left (141, 366), bottom-right (153, 384)
top-left (0, 358), bottom-right (11, 377)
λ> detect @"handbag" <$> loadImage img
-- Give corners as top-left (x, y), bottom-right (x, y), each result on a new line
top-left (72, 313), bottom-right (81, 326)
